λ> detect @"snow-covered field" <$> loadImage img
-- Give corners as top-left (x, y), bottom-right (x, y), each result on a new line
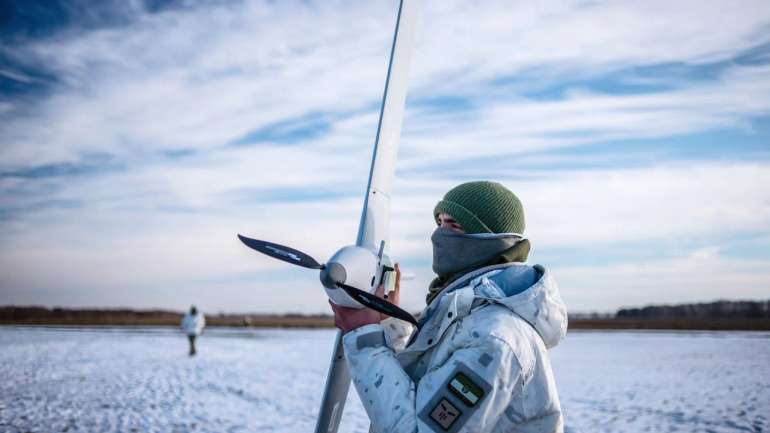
top-left (0, 326), bottom-right (767, 433)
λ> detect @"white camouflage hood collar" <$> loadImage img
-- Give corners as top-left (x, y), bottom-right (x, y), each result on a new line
top-left (472, 264), bottom-right (568, 349)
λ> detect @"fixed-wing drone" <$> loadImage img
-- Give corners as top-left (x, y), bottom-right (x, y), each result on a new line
top-left (238, 1), bottom-right (421, 432)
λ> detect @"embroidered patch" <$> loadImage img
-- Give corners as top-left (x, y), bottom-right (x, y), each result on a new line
top-left (447, 372), bottom-right (485, 407)
top-left (418, 362), bottom-right (492, 432)
top-left (429, 398), bottom-right (462, 430)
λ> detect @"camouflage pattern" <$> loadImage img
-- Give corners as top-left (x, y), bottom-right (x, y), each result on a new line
top-left (343, 264), bottom-right (567, 433)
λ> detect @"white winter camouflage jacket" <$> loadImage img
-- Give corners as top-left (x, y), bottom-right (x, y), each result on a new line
top-left (342, 263), bottom-right (568, 433)
top-left (181, 312), bottom-right (205, 336)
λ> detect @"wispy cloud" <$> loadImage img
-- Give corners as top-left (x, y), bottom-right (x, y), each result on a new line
top-left (557, 247), bottom-right (770, 312)
top-left (1, 0), bottom-right (769, 313)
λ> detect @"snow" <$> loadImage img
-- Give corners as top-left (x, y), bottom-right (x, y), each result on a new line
top-left (553, 331), bottom-right (770, 433)
top-left (0, 326), bottom-right (768, 433)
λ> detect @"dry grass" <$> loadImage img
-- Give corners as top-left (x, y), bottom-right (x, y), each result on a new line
top-left (569, 317), bottom-right (770, 331)
top-left (2, 307), bottom-right (769, 330)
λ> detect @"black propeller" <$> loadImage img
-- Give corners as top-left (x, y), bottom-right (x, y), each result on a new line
top-left (336, 282), bottom-right (418, 326)
top-left (238, 234), bottom-right (418, 326)
top-left (237, 234), bottom-right (323, 270)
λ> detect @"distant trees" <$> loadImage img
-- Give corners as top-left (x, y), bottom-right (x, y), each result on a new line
top-left (617, 300), bottom-right (770, 319)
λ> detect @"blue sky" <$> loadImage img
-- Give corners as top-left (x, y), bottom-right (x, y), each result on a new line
top-left (1, 0), bottom-right (769, 314)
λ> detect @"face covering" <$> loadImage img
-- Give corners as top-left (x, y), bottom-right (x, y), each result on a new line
top-left (431, 227), bottom-right (525, 277)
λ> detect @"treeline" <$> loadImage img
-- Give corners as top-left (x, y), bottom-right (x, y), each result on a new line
top-left (617, 300), bottom-right (770, 319)
top-left (0, 306), bottom-right (181, 326)
top-left (0, 306), bottom-right (333, 328)
top-left (2, 300), bottom-right (769, 330)
top-left (566, 299), bottom-right (770, 331)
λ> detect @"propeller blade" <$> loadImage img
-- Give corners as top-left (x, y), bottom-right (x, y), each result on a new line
top-left (336, 282), bottom-right (418, 326)
top-left (237, 234), bottom-right (323, 270)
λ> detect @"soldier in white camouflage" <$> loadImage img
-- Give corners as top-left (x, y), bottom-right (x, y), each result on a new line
top-left (181, 305), bottom-right (205, 356)
top-left (331, 181), bottom-right (568, 433)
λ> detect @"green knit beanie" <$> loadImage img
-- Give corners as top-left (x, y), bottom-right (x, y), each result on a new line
top-left (433, 181), bottom-right (525, 235)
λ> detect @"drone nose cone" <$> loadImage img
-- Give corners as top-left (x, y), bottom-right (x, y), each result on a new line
top-left (320, 262), bottom-right (347, 289)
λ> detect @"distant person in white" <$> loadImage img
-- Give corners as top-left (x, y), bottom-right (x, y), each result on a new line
top-left (180, 306), bottom-right (205, 356)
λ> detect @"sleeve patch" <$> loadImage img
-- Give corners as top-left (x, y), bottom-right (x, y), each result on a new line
top-left (447, 372), bottom-right (485, 406)
top-left (418, 362), bottom-right (492, 433)
top-left (429, 398), bottom-right (462, 430)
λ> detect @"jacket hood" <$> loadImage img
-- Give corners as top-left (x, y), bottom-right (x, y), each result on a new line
top-left (475, 264), bottom-right (568, 349)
